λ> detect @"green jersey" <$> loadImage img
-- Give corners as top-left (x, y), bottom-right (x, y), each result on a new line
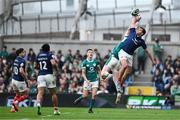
top-left (112, 37), bottom-right (126, 59)
top-left (81, 58), bottom-right (100, 82)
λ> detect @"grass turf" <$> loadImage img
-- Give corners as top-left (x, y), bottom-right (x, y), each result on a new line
top-left (0, 107), bottom-right (180, 120)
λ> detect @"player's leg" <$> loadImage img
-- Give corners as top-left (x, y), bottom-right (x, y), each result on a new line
top-left (120, 55), bottom-right (133, 86)
top-left (121, 66), bottom-right (132, 85)
top-left (118, 50), bottom-right (132, 86)
top-left (10, 90), bottom-right (20, 112)
top-left (48, 88), bottom-right (60, 115)
top-left (113, 70), bottom-right (123, 104)
top-left (16, 89), bottom-right (29, 104)
top-left (36, 87), bottom-right (44, 115)
top-left (118, 58), bottom-right (128, 85)
top-left (74, 81), bottom-right (89, 104)
top-left (101, 55), bottom-right (115, 80)
top-left (101, 65), bottom-right (112, 80)
top-left (88, 81), bottom-right (98, 113)
top-left (36, 75), bottom-right (46, 115)
top-left (11, 80), bottom-right (28, 112)
top-left (10, 80), bottom-right (20, 112)
top-left (47, 74), bottom-right (60, 115)
top-left (101, 55), bottom-right (123, 92)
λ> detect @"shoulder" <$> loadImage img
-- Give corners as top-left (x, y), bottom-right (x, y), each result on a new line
top-left (94, 59), bottom-right (98, 62)
top-left (82, 59), bottom-right (87, 64)
top-left (129, 28), bottom-right (136, 32)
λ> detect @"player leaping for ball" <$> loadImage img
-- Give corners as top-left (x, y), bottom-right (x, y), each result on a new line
top-left (101, 8), bottom-right (155, 104)
top-left (117, 9), bottom-right (155, 87)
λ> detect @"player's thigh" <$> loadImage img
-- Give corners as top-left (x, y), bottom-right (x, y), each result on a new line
top-left (37, 87), bottom-right (45, 95)
top-left (105, 55), bottom-right (118, 70)
top-left (45, 74), bottom-right (56, 88)
top-left (83, 90), bottom-right (89, 97)
top-left (91, 81), bottom-right (99, 96)
top-left (48, 87), bottom-right (57, 95)
top-left (118, 50), bottom-right (133, 67)
top-left (83, 80), bottom-right (91, 91)
top-left (12, 79), bottom-right (27, 93)
top-left (37, 75), bottom-right (46, 88)
top-left (125, 66), bottom-right (133, 75)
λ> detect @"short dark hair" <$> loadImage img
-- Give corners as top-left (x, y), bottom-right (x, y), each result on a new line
top-left (16, 48), bottom-right (24, 55)
top-left (140, 27), bottom-right (146, 36)
top-left (41, 44), bottom-right (50, 52)
top-left (87, 48), bottom-right (93, 52)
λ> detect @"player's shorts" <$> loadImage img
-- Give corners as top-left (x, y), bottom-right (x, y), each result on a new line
top-left (12, 79), bottom-right (28, 92)
top-left (83, 80), bottom-right (99, 91)
top-left (37, 74), bottom-right (56, 88)
top-left (118, 49), bottom-right (133, 67)
top-left (105, 54), bottom-right (119, 71)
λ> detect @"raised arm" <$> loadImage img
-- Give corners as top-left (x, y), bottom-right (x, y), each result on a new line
top-left (124, 8), bottom-right (141, 37)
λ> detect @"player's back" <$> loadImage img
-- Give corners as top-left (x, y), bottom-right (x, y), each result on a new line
top-left (111, 36), bottom-right (127, 59)
top-left (12, 56), bottom-right (26, 81)
top-left (36, 51), bottom-right (53, 75)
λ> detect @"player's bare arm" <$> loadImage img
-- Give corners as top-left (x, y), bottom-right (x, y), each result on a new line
top-left (20, 65), bottom-right (29, 87)
top-left (82, 67), bottom-right (90, 84)
top-left (144, 49), bottom-right (156, 65)
top-left (97, 65), bottom-right (102, 81)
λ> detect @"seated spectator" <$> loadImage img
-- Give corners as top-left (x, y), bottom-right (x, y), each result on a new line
top-left (59, 75), bottom-right (69, 94)
top-left (29, 74), bottom-right (37, 94)
top-left (65, 49), bottom-right (73, 63)
top-left (69, 81), bottom-right (78, 94)
top-left (73, 50), bottom-right (82, 60)
top-left (173, 56), bottom-right (180, 74)
top-left (163, 64), bottom-right (174, 93)
top-left (170, 75), bottom-right (180, 96)
top-left (164, 55), bottom-right (173, 68)
top-left (0, 76), bottom-right (5, 93)
top-left (56, 50), bottom-right (65, 72)
top-left (151, 58), bottom-right (164, 75)
top-left (152, 68), bottom-right (164, 94)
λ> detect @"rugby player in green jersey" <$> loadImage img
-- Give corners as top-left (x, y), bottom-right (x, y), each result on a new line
top-left (74, 49), bottom-right (101, 113)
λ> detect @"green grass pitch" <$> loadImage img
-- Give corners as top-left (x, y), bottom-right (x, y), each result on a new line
top-left (0, 107), bottom-right (180, 120)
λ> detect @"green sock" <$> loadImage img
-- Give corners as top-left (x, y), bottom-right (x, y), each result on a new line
top-left (76, 95), bottom-right (84, 102)
top-left (89, 99), bottom-right (95, 109)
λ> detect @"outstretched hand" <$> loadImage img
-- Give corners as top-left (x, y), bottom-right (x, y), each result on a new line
top-left (131, 8), bottom-right (139, 16)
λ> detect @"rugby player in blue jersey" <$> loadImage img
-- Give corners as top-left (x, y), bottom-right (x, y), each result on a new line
top-left (35, 44), bottom-right (60, 115)
top-left (101, 8), bottom-right (155, 103)
top-left (117, 9), bottom-right (155, 86)
top-left (10, 48), bottom-right (29, 112)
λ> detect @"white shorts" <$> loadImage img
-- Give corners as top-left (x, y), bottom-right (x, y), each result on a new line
top-left (118, 49), bottom-right (133, 67)
top-left (105, 55), bottom-right (120, 71)
top-left (12, 79), bottom-right (28, 92)
top-left (37, 74), bottom-right (56, 88)
top-left (83, 80), bottom-right (99, 91)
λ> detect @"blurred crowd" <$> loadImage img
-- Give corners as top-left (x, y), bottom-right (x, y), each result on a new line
top-left (1, 45), bottom-right (179, 97)
top-left (151, 55), bottom-right (180, 96)
top-left (0, 46), bottom-right (115, 94)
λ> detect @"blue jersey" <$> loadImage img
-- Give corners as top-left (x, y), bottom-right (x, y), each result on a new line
top-left (121, 28), bottom-right (147, 55)
top-left (12, 56), bottom-right (26, 81)
top-left (36, 51), bottom-right (54, 75)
